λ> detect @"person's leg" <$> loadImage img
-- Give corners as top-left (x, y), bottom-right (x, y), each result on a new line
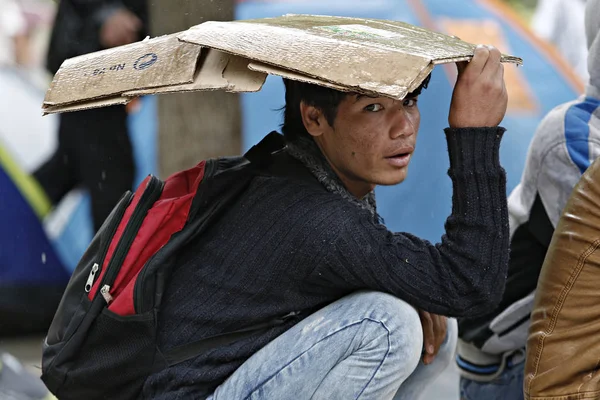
top-left (74, 106), bottom-right (135, 232)
top-left (33, 113), bottom-right (80, 205)
top-left (525, 157), bottom-right (600, 399)
top-left (208, 291), bottom-right (424, 400)
top-left (459, 364), bottom-right (524, 400)
top-left (392, 318), bottom-right (458, 399)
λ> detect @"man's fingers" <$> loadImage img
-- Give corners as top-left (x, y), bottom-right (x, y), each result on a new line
top-left (123, 29), bottom-right (138, 45)
top-left (481, 46), bottom-right (502, 79)
top-left (465, 45), bottom-right (490, 76)
top-left (497, 62), bottom-right (505, 85)
top-left (422, 314), bottom-right (435, 365)
top-left (421, 313), bottom-right (435, 355)
top-left (123, 13), bottom-right (142, 32)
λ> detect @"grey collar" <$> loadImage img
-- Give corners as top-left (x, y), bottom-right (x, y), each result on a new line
top-left (285, 134), bottom-right (379, 220)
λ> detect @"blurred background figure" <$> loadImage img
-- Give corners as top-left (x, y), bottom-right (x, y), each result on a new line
top-left (33, 0), bottom-right (148, 233)
top-left (531, 0), bottom-right (589, 81)
top-left (457, 17), bottom-right (599, 396)
top-left (0, 0), bottom-right (28, 67)
top-left (0, 2), bottom-right (58, 399)
top-left (1, 1), bottom-right (148, 399)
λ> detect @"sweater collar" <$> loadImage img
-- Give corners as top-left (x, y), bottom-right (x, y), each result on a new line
top-left (284, 133), bottom-right (379, 219)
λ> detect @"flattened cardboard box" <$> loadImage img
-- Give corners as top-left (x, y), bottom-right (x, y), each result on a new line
top-left (42, 34), bottom-right (269, 113)
top-left (43, 14), bottom-right (522, 114)
top-left (44, 34), bottom-right (200, 107)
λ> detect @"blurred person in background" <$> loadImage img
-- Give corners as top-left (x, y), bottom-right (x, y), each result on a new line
top-left (531, 0), bottom-right (588, 81)
top-left (0, 0), bottom-right (28, 66)
top-left (457, 0), bottom-right (600, 398)
top-left (1, 3), bottom-right (58, 400)
top-left (34, 0), bottom-right (148, 232)
top-left (524, 0), bottom-right (600, 397)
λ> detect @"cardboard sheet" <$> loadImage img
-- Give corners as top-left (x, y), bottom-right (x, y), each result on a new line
top-left (42, 14), bottom-right (523, 113)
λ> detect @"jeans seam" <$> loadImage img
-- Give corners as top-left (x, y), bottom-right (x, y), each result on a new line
top-left (357, 319), bottom-right (391, 399)
top-left (242, 317), bottom-right (391, 400)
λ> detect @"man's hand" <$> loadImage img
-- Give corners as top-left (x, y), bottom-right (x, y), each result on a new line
top-left (100, 9), bottom-right (142, 48)
top-left (448, 45), bottom-right (508, 128)
top-left (419, 310), bottom-right (447, 365)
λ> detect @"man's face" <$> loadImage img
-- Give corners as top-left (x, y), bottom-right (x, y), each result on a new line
top-left (303, 93), bottom-right (420, 198)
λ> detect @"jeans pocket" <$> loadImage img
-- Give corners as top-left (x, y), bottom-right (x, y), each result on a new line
top-left (460, 378), bottom-right (477, 400)
top-left (459, 369), bottom-right (525, 400)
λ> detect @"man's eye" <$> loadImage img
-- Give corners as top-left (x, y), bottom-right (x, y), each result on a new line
top-left (364, 104), bottom-right (384, 112)
top-left (403, 98), bottom-right (418, 107)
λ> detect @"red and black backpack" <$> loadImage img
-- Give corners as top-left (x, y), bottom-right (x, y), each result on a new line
top-left (41, 132), bottom-right (286, 400)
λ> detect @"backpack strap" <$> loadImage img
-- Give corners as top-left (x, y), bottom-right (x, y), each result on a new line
top-left (243, 131), bottom-right (286, 166)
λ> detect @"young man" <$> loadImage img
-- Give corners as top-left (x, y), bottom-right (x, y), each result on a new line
top-left (457, 1), bottom-right (600, 398)
top-left (143, 45), bottom-right (510, 399)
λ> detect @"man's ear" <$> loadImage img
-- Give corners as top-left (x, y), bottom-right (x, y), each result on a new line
top-left (300, 102), bottom-right (329, 137)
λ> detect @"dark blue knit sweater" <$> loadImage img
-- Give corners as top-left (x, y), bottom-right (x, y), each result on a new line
top-left (143, 127), bottom-right (509, 399)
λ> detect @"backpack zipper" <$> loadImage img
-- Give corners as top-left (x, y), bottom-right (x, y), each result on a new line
top-left (84, 192), bottom-right (133, 294)
top-left (84, 263), bottom-right (99, 293)
top-left (132, 160), bottom-right (218, 314)
top-left (97, 176), bottom-right (164, 304)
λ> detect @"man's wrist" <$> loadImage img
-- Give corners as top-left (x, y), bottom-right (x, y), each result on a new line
top-left (444, 127), bottom-right (505, 172)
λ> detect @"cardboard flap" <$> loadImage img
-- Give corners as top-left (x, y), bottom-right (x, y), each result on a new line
top-left (180, 19), bottom-right (432, 99)
top-left (179, 14), bottom-right (522, 100)
top-left (123, 49), bottom-right (267, 96)
top-left (247, 62), bottom-right (349, 92)
top-left (222, 55), bottom-right (268, 92)
top-left (43, 34), bottom-right (201, 106)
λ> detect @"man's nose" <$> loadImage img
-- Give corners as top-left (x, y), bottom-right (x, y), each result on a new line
top-left (390, 108), bottom-right (416, 139)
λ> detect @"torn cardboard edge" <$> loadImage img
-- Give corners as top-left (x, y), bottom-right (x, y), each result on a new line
top-left (248, 62), bottom-right (350, 92)
top-left (247, 60), bottom-right (434, 99)
top-left (43, 14), bottom-right (524, 114)
top-left (43, 97), bottom-right (131, 115)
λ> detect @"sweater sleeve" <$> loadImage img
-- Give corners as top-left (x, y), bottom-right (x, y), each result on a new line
top-left (310, 127), bottom-right (509, 318)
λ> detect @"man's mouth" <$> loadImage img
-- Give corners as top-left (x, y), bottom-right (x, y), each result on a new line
top-left (385, 148), bottom-right (414, 168)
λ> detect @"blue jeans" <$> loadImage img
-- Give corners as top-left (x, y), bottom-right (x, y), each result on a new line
top-left (207, 291), bottom-right (458, 400)
top-left (460, 363), bottom-right (524, 400)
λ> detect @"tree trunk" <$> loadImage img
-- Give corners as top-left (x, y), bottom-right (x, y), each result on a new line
top-left (149, 0), bottom-right (240, 177)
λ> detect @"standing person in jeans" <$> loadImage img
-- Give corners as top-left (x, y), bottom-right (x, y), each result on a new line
top-left (525, 1), bottom-right (600, 398)
top-left (142, 45), bottom-right (511, 399)
top-left (35, 0), bottom-right (147, 232)
top-left (457, 0), bottom-right (600, 398)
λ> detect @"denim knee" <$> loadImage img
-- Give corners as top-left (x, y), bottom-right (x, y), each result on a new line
top-left (352, 291), bottom-right (424, 373)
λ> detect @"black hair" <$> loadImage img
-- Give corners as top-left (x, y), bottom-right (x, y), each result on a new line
top-left (281, 73), bottom-right (432, 140)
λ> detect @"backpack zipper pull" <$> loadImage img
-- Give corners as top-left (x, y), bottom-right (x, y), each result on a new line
top-left (101, 285), bottom-right (114, 304)
top-left (84, 263), bottom-right (100, 293)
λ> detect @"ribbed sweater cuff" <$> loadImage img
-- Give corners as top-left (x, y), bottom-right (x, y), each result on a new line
top-left (444, 127), bottom-right (505, 173)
